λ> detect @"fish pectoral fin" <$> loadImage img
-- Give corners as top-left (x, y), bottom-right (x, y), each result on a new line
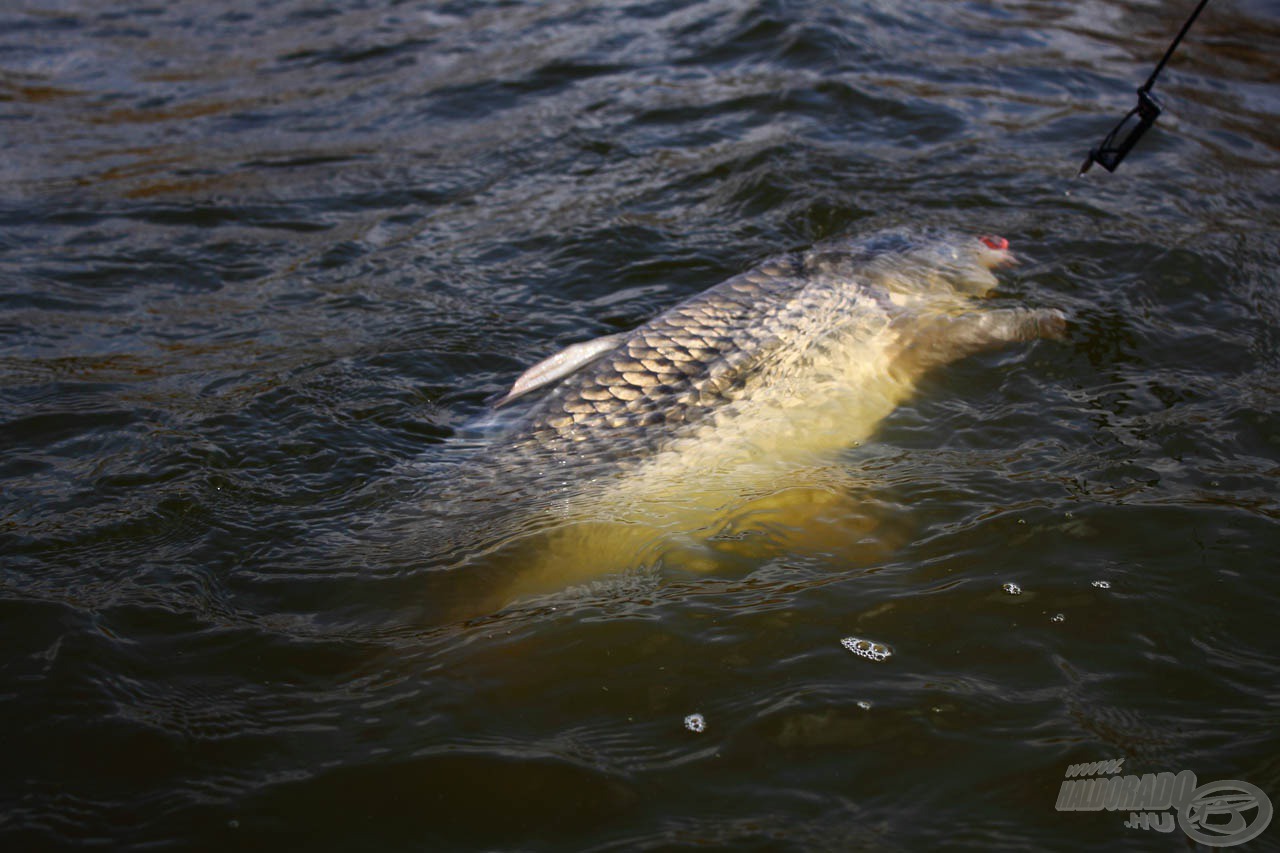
top-left (911, 308), bottom-right (1067, 365)
top-left (495, 332), bottom-right (627, 407)
top-left (963, 307), bottom-right (1068, 347)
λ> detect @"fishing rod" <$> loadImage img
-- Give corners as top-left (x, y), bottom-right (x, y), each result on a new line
top-left (1078, 0), bottom-right (1212, 175)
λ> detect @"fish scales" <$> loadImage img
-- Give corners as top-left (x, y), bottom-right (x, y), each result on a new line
top-left (504, 249), bottom-right (878, 461)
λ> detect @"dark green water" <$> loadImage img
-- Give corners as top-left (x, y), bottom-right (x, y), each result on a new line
top-left (2, 1), bottom-right (1278, 850)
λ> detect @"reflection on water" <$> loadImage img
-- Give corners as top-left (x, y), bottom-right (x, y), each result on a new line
top-left (1, 0), bottom-right (1279, 849)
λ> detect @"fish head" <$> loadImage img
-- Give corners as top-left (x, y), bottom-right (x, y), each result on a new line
top-left (912, 232), bottom-right (1015, 297)
top-left (834, 230), bottom-right (1015, 299)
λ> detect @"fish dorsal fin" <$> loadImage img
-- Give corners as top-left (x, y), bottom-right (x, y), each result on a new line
top-left (495, 332), bottom-right (626, 407)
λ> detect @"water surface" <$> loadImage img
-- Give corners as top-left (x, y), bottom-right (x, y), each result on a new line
top-left (2, 0), bottom-right (1279, 849)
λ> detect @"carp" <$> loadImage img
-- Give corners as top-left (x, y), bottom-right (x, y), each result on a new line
top-left (418, 228), bottom-right (1064, 609)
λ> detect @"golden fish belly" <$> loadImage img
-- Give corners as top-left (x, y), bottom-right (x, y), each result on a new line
top-left (495, 332), bottom-right (915, 601)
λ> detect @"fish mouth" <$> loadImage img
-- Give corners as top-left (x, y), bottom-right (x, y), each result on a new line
top-left (978, 234), bottom-right (1016, 267)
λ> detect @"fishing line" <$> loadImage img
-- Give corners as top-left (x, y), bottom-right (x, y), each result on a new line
top-left (1078, 0), bottom-right (1212, 175)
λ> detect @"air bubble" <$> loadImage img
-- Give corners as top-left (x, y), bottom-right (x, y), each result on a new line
top-left (1003, 582), bottom-right (1022, 595)
top-left (684, 713), bottom-right (705, 733)
top-left (840, 637), bottom-right (893, 662)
